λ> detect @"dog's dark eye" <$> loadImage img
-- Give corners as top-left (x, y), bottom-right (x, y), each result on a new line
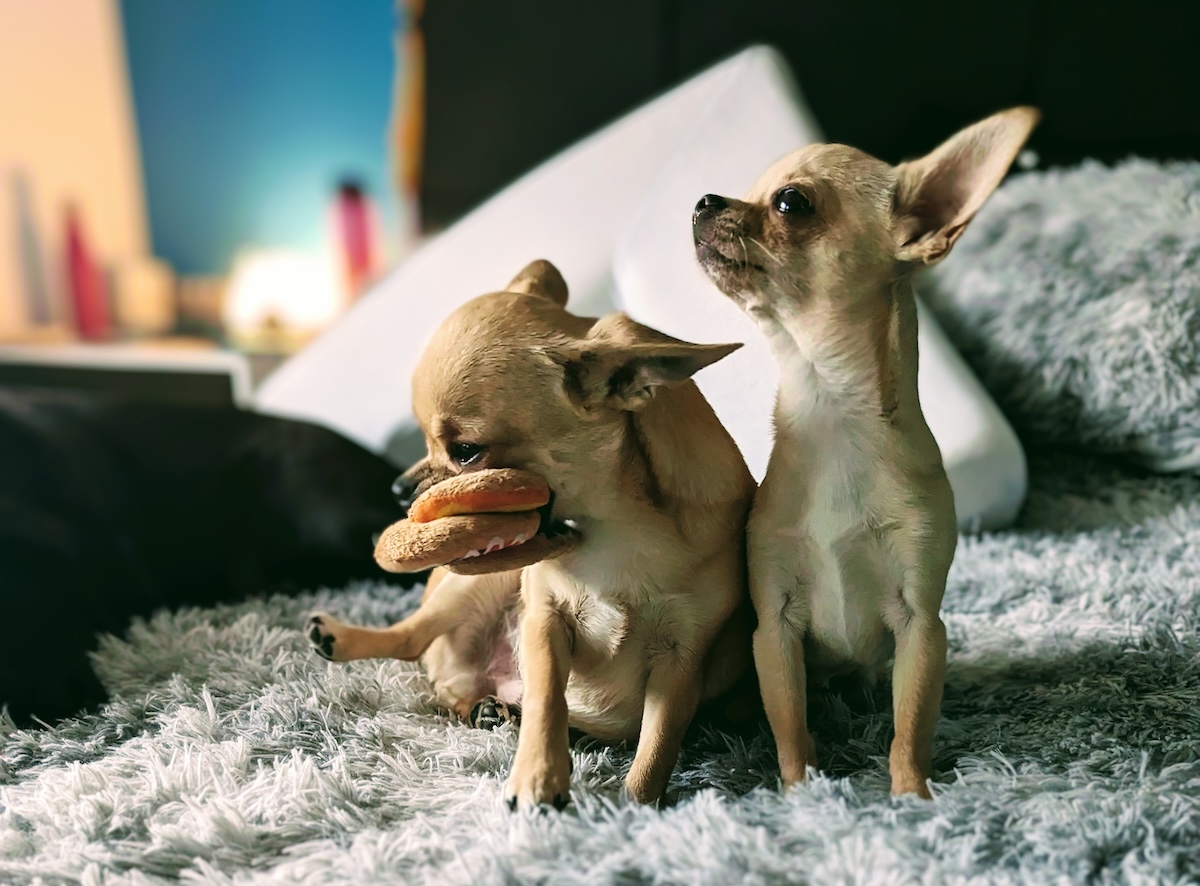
top-left (773, 187), bottom-right (813, 216)
top-left (449, 442), bottom-right (485, 466)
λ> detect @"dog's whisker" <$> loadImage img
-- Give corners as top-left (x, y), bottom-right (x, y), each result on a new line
top-left (746, 236), bottom-right (784, 266)
top-left (737, 235), bottom-right (750, 268)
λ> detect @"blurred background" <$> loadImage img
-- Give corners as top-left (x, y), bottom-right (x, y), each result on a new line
top-left (1, 0), bottom-right (419, 383)
top-left (2, 0), bottom-right (1198, 388)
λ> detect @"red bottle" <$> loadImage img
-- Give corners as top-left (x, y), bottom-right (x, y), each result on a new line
top-left (64, 205), bottom-right (111, 341)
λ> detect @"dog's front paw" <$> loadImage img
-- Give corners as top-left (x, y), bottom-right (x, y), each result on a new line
top-left (623, 760), bottom-right (675, 806)
top-left (890, 768), bottom-right (933, 799)
top-left (306, 612), bottom-right (346, 661)
top-left (778, 732), bottom-right (819, 788)
top-left (505, 752), bottom-right (571, 812)
top-left (889, 747), bottom-right (933, 798)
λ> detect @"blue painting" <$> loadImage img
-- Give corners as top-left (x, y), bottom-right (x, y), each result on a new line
top-left (120, 0), bottom-right (399, 276)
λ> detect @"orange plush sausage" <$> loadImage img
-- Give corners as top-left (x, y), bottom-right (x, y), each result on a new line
top-left (408, 468), bottom-right (550, 523)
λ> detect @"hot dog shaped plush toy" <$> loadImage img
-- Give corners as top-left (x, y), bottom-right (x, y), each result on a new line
top-left (373, 468), bottom-right (581, 575)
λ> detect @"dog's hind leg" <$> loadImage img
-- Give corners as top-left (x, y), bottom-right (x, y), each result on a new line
top-left (466, 695), bottom-right (520, 729)
top-left (307, 568), bottom-right (517, 662)
top-left (422, 581), bottom-right (521, 724)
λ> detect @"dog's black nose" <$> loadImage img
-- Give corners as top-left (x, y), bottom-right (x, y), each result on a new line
top-left (392, 473), bottom-right (420, 511)
top-left (694, 194), bottom-right (728, 218)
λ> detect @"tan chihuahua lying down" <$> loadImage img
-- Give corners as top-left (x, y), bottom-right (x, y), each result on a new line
top-left (692, 108), bottom-right (1038, 797)
top-left (308, 260), bottom-right (755, 809)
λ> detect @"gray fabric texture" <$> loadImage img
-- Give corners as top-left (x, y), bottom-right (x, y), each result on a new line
top-left (922, 158), bottom-right (1200, 471)
top-left (3, 451), bottom-right (1199, 884)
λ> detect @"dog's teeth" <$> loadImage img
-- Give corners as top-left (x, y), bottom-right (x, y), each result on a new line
top-left (512, 533), bottom-right (528, 545)
top-left (484, 537), bottom-right (505, 554)
top-left (463, 549), bottom-right (481, 558)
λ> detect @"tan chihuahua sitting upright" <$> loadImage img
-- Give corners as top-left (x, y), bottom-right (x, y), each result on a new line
top-left (307, 260), bottom-right (756, 809)
top-left (692, 108), bottom-right (1038, 797)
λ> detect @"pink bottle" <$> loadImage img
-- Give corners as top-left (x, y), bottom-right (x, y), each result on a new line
top-left (336, 180), bottom-right (374, 299)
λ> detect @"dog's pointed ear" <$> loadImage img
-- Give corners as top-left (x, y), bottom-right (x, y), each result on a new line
top-left (505, 259), bottom-right (569, 306)
top-left (564, 342), bottom-right (742, 412)
top-left (893, 106), bottom-right (1039, 265)
top-left (554, 315), bottom-right (740, 411)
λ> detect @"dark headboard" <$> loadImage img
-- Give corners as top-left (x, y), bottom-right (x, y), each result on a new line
top-left (419, 0), bottom-right (1200, 230)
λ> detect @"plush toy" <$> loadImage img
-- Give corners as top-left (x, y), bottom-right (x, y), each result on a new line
top-left (373, 468), bottom-right (580, 575)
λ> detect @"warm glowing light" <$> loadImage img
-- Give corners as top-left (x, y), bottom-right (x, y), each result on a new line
top-left (222, 249), bottom-right (345, 352)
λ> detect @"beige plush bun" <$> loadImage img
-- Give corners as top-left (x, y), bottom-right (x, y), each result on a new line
top-left (374, 512), bottom-right (541, 573)
top-left (444, 529), bottom-right (580, 575)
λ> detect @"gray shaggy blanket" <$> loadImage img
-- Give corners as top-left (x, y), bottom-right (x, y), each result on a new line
top-left (3, 450), bottom-right (1199, 884)
top-left (923, 158), bottom-right (1200, 471)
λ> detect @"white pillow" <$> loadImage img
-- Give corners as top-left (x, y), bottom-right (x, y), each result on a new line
top-left (612, 47), bottom-right (1026, 531)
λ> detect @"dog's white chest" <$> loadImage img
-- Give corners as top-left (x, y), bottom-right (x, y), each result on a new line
top-left (803, 429), bottom-right (866, 550)
top-left (773, 383), bottom-right (869, 549)
top-left (538, 556), bottom-right (670, 740)
top-left (764, 397), bottom-right (896, 672)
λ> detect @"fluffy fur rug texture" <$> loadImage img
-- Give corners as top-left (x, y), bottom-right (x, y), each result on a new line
top-left (924, 159), bottom-right (1200, 472)
top-left (2, 450), bottom-right (1198, 884)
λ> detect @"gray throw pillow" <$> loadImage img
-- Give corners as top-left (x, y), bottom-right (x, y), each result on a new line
top-left (922, 158), bottom-right (1200, 471)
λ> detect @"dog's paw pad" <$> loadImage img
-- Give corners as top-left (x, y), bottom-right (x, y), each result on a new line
top-left (469, 696), bottom-right (519, 730)
top-left (306, 613), bottom-right (338, 661)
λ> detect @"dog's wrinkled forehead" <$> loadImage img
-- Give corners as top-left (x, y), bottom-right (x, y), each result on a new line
top-left (747, 143), bottom-right (895, 212)
top-left (411, 291), bottom-right (585, 429)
